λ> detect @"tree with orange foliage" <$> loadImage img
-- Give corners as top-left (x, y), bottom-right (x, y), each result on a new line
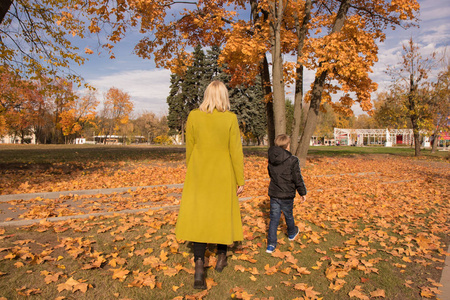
top-left (59, 91), bottom-right (99, 142)
top-left (99, 87), bottom-right (134, 142)
top-left (0, 66), bottom-right (44, 143)
top-left (1, 0), bottom-right (90, 89)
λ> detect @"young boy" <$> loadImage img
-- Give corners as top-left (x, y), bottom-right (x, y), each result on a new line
top-left (266, 134), bottom-right (307, 253)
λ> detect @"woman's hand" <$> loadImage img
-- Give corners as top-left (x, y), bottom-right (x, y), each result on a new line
top-left (237, 185), bottom-right (244, 195)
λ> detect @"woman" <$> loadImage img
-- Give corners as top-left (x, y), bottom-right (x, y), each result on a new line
top-left (175, 81), bottom-right (245, 290)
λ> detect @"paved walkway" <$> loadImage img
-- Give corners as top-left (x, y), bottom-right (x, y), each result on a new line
top-left (440, 244), bottom-right (450, 300)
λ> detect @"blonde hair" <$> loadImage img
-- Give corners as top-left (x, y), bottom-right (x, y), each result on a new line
top-left (275, 134), bottom-right (291, 149)
top-left (199, 81), bottom-right (230, 113)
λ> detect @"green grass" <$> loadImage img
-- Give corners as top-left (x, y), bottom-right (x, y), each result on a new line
top-left (0, 144), bottom-right (448, 165)
top-left (307, 145), bottom-right (449, 160)
top-left (0, 144), bottom-right (186, 164)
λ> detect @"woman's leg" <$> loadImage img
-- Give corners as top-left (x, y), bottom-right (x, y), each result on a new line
top-left (193, 242), bottom-right (207, 262)
top-left (193, 242), bottom-right (207, 289)
top-left (215, 244), bottom-right (228, 272)
top-left (217, 244), bottom-right (227, 255)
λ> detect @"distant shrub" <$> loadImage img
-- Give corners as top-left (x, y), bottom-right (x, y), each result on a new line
top-left (153, 135), bottom-right (172, 145)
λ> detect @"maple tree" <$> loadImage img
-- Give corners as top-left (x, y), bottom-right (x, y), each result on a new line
top-left (0, 0), bottom-right (89, 88)
top-left (385, 38), bottom-right (439, 156)
top-left (0, 66), bottom-right (44, 143)
top-left (58, 91), bottom-right (99, 139)
top-left (98, 87), bottom-right (134, 141)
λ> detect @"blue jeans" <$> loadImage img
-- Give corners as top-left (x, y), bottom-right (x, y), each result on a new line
top-left (267, 197), bottom-right (297, 246)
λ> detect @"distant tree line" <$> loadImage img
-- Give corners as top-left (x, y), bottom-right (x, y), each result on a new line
top-left (0, 67), bottom-right (168, 144)
top-left (166, 46), bottom-right (267, 145)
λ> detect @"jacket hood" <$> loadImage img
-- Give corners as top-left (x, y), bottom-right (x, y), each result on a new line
top-left (268, 146), bottom-right (291, 165)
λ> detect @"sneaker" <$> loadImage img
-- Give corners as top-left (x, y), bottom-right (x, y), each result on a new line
top-left (288, 227), bottom-right (300, 241)
top-left (266, 245), bottom-right (276, 253)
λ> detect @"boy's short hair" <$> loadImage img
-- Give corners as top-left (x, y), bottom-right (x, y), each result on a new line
top-left (274, 134), bottom-right (291, 149)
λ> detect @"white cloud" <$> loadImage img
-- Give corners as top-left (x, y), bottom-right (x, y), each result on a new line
top-left (88, 69), bottom-right (171, 115)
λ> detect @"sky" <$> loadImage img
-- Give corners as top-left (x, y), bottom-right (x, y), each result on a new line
top-left (72, 0), bottom-right (450, 117)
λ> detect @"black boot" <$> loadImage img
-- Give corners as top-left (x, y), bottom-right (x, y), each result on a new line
top-left (215, 253), bottom-right (228, 272)
top-left (194, 258), bottom-right (206, 289)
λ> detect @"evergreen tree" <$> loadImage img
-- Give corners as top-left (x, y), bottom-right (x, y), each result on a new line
top-left (181, 45), bottom-right (208, 112)
top-left (285, 99), bottom-right (294, 135)
top-left (205, 45), bottom-right (228, 83)
top-left (229, 77), bottom-right (267, 145)
top-left (166, 45), bottom-right (267, 145)
top-left (166, 73), bottom-right (186, 137)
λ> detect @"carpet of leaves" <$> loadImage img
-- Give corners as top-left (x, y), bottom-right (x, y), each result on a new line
top-left (0, 154), bottom-right (449, 300)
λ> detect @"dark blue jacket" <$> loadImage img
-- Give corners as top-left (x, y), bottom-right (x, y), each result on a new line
top-left (267, 146), bottom-right (307, 199)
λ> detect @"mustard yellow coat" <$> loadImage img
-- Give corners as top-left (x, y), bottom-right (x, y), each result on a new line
top-left (175, 109), bottom-right (244, 245)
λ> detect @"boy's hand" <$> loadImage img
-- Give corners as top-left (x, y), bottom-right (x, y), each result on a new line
top-left (300, 196), bottom-right (306, 203)
top-left (237, 185), bottom-right (244, 195)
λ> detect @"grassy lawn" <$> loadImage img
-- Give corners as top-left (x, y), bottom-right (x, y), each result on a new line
top-left (0, 145), bottom-right (448, 299)
top-left (0, 144), bottom-right (448, 164)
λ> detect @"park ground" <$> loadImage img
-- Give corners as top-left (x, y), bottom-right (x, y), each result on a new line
top-left (0, 144), bottom-right (448, 300)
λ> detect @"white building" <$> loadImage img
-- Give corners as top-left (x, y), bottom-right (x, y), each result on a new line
top-left (334, 128), bottom-right (422, 147)
top-left (0, 133), bottom-right (36, 144)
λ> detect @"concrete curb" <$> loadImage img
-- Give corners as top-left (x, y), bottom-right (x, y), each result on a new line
top-left (439, 243), bottom-right (450, 300)
top-left (0, 172), bottom-right (377, 202)
top-left (0, 197), bottom-right (254, 227)
top-left (0, 184), bottom-right (184, 202)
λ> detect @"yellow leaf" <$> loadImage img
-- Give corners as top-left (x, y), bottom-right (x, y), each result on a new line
top-left (234, 265), bottom-right (246, 272)
top-left (159, 250), bottom-right (168, 262)
top-left (111, 268), bottom-right (129, 281)
top-left (370, 289), bottom-right (385, 298)
top-left (402, 257), bottom-right (412, 263)
top-left (348, 285), bottom-right (369, 300)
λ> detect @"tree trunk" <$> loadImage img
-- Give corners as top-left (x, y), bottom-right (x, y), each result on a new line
top-left (181, 120), bottom-right (185, 144)
top-left (295, 70), bottom-right (328, 165)
top-left (0, 0), bottom-right (12, 25)
top-left (411, 116), bottom-right (421, 156)
top-left (291, 0), bottom-right (311, 155)
top-left (409, 75), bottom-right (421, 156)
top-left (271, 0), bottom-right (286, 137)
top-left (431, 131), bottom-right (438, 153)
top-left (296, 0), bottom-right (350, 164)
top-left (261, 55), bottom-right (275, 146)
top-left (290, 65), bottom-right (303, 154)
top-left (413, 129), bottom-right (421, 156)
